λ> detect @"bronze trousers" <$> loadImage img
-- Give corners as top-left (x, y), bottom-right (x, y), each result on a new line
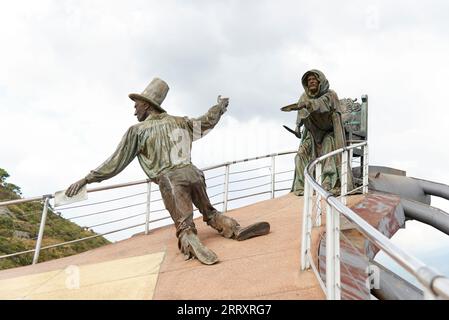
top-left (156, 164), bottom-right (219, 237)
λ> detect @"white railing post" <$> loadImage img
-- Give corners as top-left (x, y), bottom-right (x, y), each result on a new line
top-left (363, 144), bottom-right (369, 194)
top-left (326, 203), bottom-right (341, 300)
top-left (271, 155), bottom-right (276, 199)
top-left (223, 164), bottom-right (230, 212)
top-left (33, 196), bottom-right (50, 265)
top-left (341, 150), bottom-right (348, 205)
top-left (315, 163), bottom-right (322, 227)
top-left (145, 181), bottom-right (152, 235)
top-left (349, 146), bottom-right (353, 169)
top-left (301, 179), bottom-right (312, 271)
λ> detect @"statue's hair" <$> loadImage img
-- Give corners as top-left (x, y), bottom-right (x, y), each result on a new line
top-left (144, 100), bottom-right (162, 113)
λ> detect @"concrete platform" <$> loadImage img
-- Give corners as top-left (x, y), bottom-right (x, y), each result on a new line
top-left (0, 193), bottom-right (326, 300)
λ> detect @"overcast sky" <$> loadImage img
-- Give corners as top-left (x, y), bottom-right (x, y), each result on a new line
top-left (2, 1), bottom-right (449, 263)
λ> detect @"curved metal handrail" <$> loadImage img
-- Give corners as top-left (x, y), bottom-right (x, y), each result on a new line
top-left (302, 141), bottom-right (449, 300)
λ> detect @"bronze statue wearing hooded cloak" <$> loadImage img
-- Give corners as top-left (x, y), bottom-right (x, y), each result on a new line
top-left (282, 69), bottom-right (352, 195)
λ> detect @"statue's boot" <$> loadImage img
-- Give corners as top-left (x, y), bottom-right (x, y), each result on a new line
top-left (178, 229), bottom-right (218, 265)
top-left (206, 213), bottom-right (270, 241)
top-left (235, 221), bottom-right (270, 241)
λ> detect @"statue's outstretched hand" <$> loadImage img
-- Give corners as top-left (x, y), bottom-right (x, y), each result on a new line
top-left (65, 178), bottom-right (87, 197)
top-left (217, 95), bottom-right (229, 110)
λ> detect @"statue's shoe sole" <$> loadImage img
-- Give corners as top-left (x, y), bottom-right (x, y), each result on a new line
top-left (187, 235), bottom-right (219, 265)
top-left (236, 222), bottom-right (270, 241)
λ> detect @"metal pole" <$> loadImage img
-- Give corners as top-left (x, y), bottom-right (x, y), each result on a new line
top-left (145, 182), bottom-right (152, 235)
top-left (423, 287), bottom-right (437, 300)
top-left (433, 277), bottom-right (449, 300)
top-left (315, 163), bottom-right (322, 227)
top-left (363, 144), bottom-right (369, 194)
top-left (306, 181), bottom-right (313, 267)
top-left (223, 164), bottom-right (230, 212)
top-left (326, 204), bottom-right (341, 299)
top-left (326, 203), bottom-right (334, 299)
top-left (333, 206), bottom-right (341, 300)
top-left (349, 147), bottom-right (353, 170)
top-left (33, 197), bottom-right (50, 265)
top-left (341, 150), bottom-right (348, 205)
top-left (301, 179), bottom-right (312, 271)
top-left (271, 155), bottom-right (276, 199)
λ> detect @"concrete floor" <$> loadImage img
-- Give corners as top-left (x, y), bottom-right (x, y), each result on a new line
top-left (0, 193), bottom-right (327, 300)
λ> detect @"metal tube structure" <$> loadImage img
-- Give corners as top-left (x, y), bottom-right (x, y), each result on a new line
top-left (315, 163), bottom-right (322, 227)
top-left (363, 144), bottom-right (369, 194)
top-left (0, 196), bottom-right (47, 207)
top-left (271, 155), bottom-right (276, 199)
top-left (301, 179), bottom-right (311, 271)
top-left (145, 182), bottom-right (152, 235)
top-left (341, 150), bottom-right (348, 205)
top-left (223, 164), bottom-right (230, 212)
top-left (325, 203), bottom-right (341, 300)
top-left (32, 197), bottom-right (50, 265)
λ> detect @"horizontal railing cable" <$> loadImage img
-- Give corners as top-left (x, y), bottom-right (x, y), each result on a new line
top-left (228, 182), bottom-right (271, 194)
top-left (88, 211), bottom-right (147, 228)
top-left (275, 169), bottom-right (295, 176)
top-left (229, 165), bottom-right (271, 175)
top-left (229, 174), bottom-right (271, 185)
top-left (0, 222), bottom-right (147, 260)
top-left (275, 187), bottom-right (291, 192)
top-left (227, 191), bottom-right (272, 203)
top-left (205, 173), bottom-right (225, 181)
top-left (275, 178), bottom-right (293, 184)
top-left (205, 182), bottom-right (225, 189)
top-left (67, 201), bottom-right (147, 220)
top-left (57, 192), bottom-right (147, 210)
top-left (85, 199), bottom-right (226, 235)
top-left (208, 191), bottom-right (225, 199)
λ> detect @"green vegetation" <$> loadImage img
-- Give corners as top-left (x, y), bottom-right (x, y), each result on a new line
top-left (0, 168), bottom-right (110, 270)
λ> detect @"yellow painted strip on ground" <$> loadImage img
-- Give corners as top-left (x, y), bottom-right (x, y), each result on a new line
top-left (0, 251), bottom-right (166, 300)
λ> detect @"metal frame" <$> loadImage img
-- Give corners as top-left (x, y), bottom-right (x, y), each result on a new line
top-left (32, 196), bottom-right (50, 265)
top-left (145, 182), bottom-right (152, 235)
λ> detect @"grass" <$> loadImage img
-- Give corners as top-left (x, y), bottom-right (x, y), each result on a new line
top-left (0, 168), bottom-right (110, 270)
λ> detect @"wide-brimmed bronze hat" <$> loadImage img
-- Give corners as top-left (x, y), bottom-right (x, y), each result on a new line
top-left (129, 78), bottom-right (169, 113)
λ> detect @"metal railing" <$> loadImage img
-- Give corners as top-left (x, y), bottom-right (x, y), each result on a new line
top-left (0, 151), bottom-right (296, 265)
top-left (300, 141), bottom-right (449, 300)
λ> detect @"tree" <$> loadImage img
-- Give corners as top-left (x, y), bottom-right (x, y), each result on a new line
top-left (0, 168), bottom-right (22, 196)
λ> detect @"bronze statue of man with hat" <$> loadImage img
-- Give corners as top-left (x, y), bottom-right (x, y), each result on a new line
top-left (65, 78), bottom-right (270, 265)
top-left (281, 69), bottom-right (353, 196)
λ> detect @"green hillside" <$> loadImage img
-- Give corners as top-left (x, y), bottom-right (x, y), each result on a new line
top-left (0, 168), bottom-right (110, 270)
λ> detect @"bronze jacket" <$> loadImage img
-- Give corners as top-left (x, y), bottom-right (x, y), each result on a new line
top-left (85, 104), bottom-right (226, 183)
